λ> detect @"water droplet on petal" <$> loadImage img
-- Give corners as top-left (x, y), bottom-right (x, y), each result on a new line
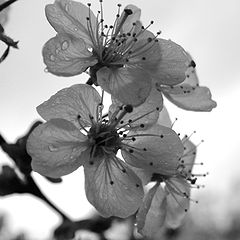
top-left (74, 27), bottom-right (78, 31)
top-left (50, 54), bottom-right (55, 61)
top-left (44, 67), bottom-right (49, 73)
top-left (61, 41), bottom-right (69, 50)
top-left (48, 145), bottom-right (59, 152)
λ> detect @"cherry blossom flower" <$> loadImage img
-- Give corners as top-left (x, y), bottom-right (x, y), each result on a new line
top-left (134, 135), bottom-right (198, 238)
top-left (26, 84), bottom-right (184, 218)
top-left (42, 0), bottom-right (190, 106)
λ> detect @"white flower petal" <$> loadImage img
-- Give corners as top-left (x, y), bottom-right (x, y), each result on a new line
top-left (137, 184), bottom-right (167, 238)
top-left (161, 84), bottom-right (217, 111)
top-left (109, 87), bottom-right (162, 130)
top-left (121, 124), bottom-right (184, 175)
top-left (157, 106), bottom-right (172, 128)
top-left (37, 84), bottom-right (101, 128)
top-left (151, 39), bottom-right (189, 86)
top-left (97, 67), bottom-right (151, 107)
top-left (84, 156), bottom-right (143, 218)
top-left (165, 177), bottom-right (190, 229)
top-left (128, 165), bottom-right (153, 185)
top-left (27, 119), bottom-right (88, 178)
top-left (43, 34), bottom-right (97, 76)
top-left (45, 0), bottom-right (96, 46)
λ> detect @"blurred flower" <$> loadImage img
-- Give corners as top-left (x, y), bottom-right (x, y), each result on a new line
top-left (134, 136), bottom-right (197, 238)
top-left (42, 0), bottom-right (190, 106)
top-left (54, 215), bottom-right (113, 240)
top-left (27, 84), bottom-right (184, 218)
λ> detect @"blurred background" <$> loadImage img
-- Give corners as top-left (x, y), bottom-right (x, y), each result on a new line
top-left (0, 0), bottom-right (240, 239)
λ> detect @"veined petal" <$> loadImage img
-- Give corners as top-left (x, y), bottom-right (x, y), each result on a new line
top-left (161, 84), bottom-right (217, 111)
top-left (109, 87), bottom-right (163, 130)
top-left (84, 155), bottom-right (143, 218)
top-left (151, 39), bottom-right (189, 86)
top-left (184, 65), bottom-right (199, 86)
top-left (45, 0), bottom-right (97, 46)
top-left (181, 138), bottom-right (196, 177)
top-left (137, 184), bottom-right (167, 238)
top-left (26, 119), bottom-right (88, 178)
top-left (118, 4), bottom-right (141, 34)
top-left (43, 34), bottom-right (97, 76)
top-left (97, 66), bottom-right (151, 106)
top-left (165, 177), bottom-right (190, 228)
top-left (121, 124), bottom-right (184, 175)
top-left (37, 84), bottom-right (101, 128)
top-left (127, 38), bottom-right (162, 72)
top-left (157, 106), bottom-right (172, 128)
top-left (128, 165), bottom-right (153, 185)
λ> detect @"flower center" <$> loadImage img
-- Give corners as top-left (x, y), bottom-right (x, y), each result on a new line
top-left (88, 123), bottom-right (121, 157)
top-left (86, 1), bottom-right (161, 85)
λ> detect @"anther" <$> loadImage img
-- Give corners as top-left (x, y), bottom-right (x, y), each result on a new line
top-left (160, 135), bottom-right (164, 138)
top-left (136, 184), bottom-right (140, 188)
top-left (143, 148), bottom-right (147, 151)
top-left (110, 181), bottom-right (114, 185)
top-left (87, 3), bottom-right (91, 7)
top-left (189, 60), bottom-right (196, 68)
top-left (124, 104), bottom-right (133, 113)
top-left (124, 9), bottom-right (133, 15)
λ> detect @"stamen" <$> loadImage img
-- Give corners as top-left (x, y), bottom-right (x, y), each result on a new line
top-left (165, 183), bottom-right (188, 212)
top-left (110, 105), bottom-right (133, 128)
top-left (116, 107), bottom-right (160, 130)
top-left (182, 131), bottom-right (197, 144)
top-left (77, 115), bottom-right (89, 134)
top-left (112, 7), bottom-right (133, 39)
top-left (171, 118), bottom-right (178, 128)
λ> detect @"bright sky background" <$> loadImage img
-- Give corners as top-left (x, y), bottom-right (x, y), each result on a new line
top-left (0, 0), bottom-right (240, 239)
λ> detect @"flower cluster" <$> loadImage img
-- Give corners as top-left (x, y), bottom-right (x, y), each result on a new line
top-left (26, 0), bottom-right (217, 237)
